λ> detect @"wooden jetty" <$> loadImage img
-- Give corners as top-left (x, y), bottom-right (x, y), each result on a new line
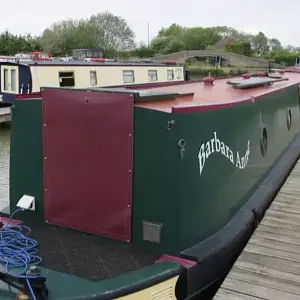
top-left (0, 107), bottom-right (11, 124)
top-left (213, 160), bottom-right (300, 300)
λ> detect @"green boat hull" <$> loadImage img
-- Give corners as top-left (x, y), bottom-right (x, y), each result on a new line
top-left (4, 80), bottom-right (300, 299)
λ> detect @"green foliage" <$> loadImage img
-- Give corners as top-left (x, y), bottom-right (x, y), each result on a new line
top-left (250, 32), bottom-right (269, 56)
top-left (134, 43), bottom-right (155, 58)
top-left (187, 66), bottom-right (249, 77)
top-left (264, 51), bottom-right (300, 66)
top-left (224, 42), bottom-right (253, 56)
top-left (40, 11), bottom-right (136, 56)
top-left (150, 24), bottom-right (218, 54)
top-left (149, 25), bottom-right (287, 59)
top-left (0, 30), bottom-right (41, 55)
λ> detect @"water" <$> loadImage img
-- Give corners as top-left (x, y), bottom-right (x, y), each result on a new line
top-left (0, 127), bottom-right (10, 211)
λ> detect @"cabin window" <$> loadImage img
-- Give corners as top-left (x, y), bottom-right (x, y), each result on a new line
top-left (148, 70), bottom-right (158, 82)
top-left (123, 70), bottom-right (134, 83)
top-left (11, 69), bottom-right (16, 92)
top-left (3, 69), bottom-right (9, 91)
top-left (59, 72), bottom-right (75, 87)
top-left (90, 71), bottom-right (97, 86)
top-left (167, 70), bottom-right (174, 80)
top-left (87, 50), bottom-right (93, 58)
top-left (39, 53), bottom-right (49, 59)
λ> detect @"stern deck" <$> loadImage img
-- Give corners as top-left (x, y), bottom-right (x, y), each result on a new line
top-left (10, 218), bottom-right (158, 282)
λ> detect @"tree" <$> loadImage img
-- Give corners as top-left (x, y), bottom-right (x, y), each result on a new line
top-left (268, 38), bottom-right (282, 52)
top-left (150, 25), bottom-right (221, 54)
top-left (224, 42), bottom-right (253, 56)
top-left (134, 42), bottom-right (155, 58)
top-left (39, 11), bottom-right (135, 57)
top-left (88, 11), bottom-right (136, 57)
top-left (40, 19), bottom-right (82, 56)
top-left (0, 30), bottom-right (41, 55)
top-left (250, 32), bottom-right (269, 56)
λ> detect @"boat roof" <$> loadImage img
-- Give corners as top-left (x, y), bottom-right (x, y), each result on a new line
top-left (0, 60), bottom-right (182, 67)
top-left (133, 72), bottom-right (300, 113)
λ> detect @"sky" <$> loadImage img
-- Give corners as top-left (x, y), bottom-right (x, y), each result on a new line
top-left (1, 0), bottom-right (300, 47)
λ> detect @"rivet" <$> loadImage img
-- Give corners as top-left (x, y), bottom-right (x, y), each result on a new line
top-left (129, 170), bottom-right (132, 173)
top-left (44, 157), bottom-right (47, 160)
top-left (45, 220), bottom-right (48, 223)
top-left (129, 133), bottom-right (132, 136)
top-left (44, 189), bottom-right (47, 192)
top-left (44, 124), bottom-right (46, 127)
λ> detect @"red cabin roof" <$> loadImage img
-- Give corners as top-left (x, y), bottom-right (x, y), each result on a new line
top-left (135, 73), bottom-right (300, 113)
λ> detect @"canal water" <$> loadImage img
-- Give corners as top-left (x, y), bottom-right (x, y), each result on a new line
top-left (0, 127), bottom-right (10, 210)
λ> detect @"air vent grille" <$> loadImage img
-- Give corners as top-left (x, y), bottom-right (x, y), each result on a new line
top-left (151, 285), bottom-right (174, 300)
top-left (143, 221), bottom-right (163, 243)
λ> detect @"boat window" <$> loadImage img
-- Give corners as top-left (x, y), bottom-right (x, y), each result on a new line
top-left (87, 50), bottom-right (93, 58)
top-left (3, 69), bottom-right (9, 91)
top-left (123, 70), bottom-right (134, 83)
top-left (59, 72), bottom-right (75, 87)
top-left (175, 68), bottom-right (183, 79)
top-left (39, 53), bottom-right (49, 59)
top-left (90, 71), bottom-right (97, 86)
top-left (167, 70), bottom-right (174, 80)
top-left (11, 69), bottom-right (16, 92)
top-left (148, 70), bottom-right (158, 82)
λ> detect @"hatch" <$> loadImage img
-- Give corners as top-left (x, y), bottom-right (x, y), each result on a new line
top-left (227, 77), bottom-right (289, 89)
top-left (92, 87), bottom-right (194, 102)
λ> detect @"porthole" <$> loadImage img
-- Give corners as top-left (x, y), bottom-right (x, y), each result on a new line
top-left (260, 126), bottom-right (268, 157)
top-left (286, 109), bottom-right (292, 131)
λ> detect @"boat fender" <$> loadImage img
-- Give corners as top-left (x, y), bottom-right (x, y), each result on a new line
top-left (16, 291), bottom-right (30, 300)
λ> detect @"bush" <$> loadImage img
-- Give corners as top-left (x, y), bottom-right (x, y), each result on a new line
top-left (187, 66), bottom-right (249, 77)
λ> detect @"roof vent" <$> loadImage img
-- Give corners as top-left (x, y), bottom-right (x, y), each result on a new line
top-left (143, 221), bottom-right (163, 243)
top-left (227, 77), bottom-right (289, 89)
top-left (203, 76), bottom-right (215, 86)
top-left (242, 73), bottom-right (251, 79)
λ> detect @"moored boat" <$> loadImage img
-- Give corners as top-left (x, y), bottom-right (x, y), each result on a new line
top-left (2, 69), bottom-right (300, 299)
top-left (0, 60), bottom-right (186, 105)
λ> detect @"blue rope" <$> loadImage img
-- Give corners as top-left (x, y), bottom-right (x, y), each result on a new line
top-left (0, 208), bottom-right (42, 299)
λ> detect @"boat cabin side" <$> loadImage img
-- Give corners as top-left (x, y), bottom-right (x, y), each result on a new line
top-left (29, 62), bottom-right (186, 92)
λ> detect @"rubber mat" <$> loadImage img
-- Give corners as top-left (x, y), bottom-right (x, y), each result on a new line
top-left (26, 223), bottom-right (158, 282)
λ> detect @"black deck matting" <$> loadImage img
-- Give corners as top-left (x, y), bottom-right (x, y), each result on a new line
top-left (26, 224), bottom-right (158, 282)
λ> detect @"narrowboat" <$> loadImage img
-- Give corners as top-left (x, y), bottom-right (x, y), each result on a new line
top-left (0, 60), bottom-right (186, 105)
top-left (2, 69), bottom-right (300, 300)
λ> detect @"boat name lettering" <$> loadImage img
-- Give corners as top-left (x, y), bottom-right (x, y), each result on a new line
top-left (198, 131), bottom-right (250, 176)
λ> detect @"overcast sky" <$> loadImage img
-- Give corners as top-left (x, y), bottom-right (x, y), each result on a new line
top-left (1, 0), bottom-right (299, 47)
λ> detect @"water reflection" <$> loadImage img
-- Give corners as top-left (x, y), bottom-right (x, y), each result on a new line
top-left (0, 127), bottom-right (10, 211)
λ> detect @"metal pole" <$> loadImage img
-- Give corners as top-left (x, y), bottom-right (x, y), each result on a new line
top-left (148, 22), bottom-right (150, 47)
